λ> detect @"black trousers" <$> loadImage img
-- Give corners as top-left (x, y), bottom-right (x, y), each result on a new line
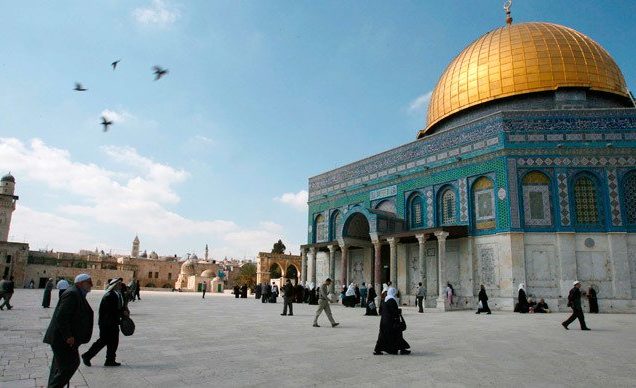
top-left (48, 341), bottom-right (80, 388)
top-left (563, 307), bottom-right (588, 329)
top-left (84, 325), bottom-right (119, 363)
top-left (282, 297), bottom-right (293, 315)
top-left (416, 296), bottom-right (424, 312)
top-left (202, 290), bottom-right (206, 299)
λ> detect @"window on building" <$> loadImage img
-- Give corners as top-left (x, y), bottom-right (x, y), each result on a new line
top-left (623, 172), bottom-right (636, 225)
top-left (573, 174), bottom-right (600, 225)
top-left (148, 271), bottom-right (152, 278)
top-left (5, 255), bottom-right (11, 264)
top-left (154, 272), bottom-right (159, 278)
top-left (522, 171), bottom-right (552, 227)
top-left (168, 272), bottom-right (172, 280)
top-left (440, 188), bottom-right (456, 225)
top-left (330, 210), bottom-right (342, 241)
top-left (315, 214), bottom-right (327, 242)
top-left (473, 177), bottom-right (495, 230)
top-left (409, 194), bottom-right (423, 228)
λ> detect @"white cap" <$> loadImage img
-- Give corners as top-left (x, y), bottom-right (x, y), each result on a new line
top-left (74, 274), bottom-right (92, 283)
top-left (573, 280), bottom-right (581, 286)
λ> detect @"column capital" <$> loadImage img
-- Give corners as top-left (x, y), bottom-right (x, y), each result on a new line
top-left (386, 237), bottom-right (399, 246)
top-left (415, 233), bottom-right (429, 245)
top-left (327, 244), bottom-right (337, 253)
top-left (309, 246), bottom-right (316, 254)
top-left (339, 243), bottom-right (349, 251)
top-left (434, 231), bottom-right (449, 241)
top-left (372, 239), bottom-right (382, 248)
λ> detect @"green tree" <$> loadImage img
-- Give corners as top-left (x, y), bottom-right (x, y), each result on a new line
top-left (271, 239), bottom-right (286, 254)
top-left (236, 262), bottom-right (257, 289)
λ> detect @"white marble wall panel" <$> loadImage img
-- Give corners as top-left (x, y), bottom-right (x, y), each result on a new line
top-left (315, 251), bottom-right (329, 286)
top-left (628, 234), bottom-right (636, 298)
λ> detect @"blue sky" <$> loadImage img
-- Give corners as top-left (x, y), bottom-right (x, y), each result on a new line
top-left (1, 1), bottom-right (635, 259)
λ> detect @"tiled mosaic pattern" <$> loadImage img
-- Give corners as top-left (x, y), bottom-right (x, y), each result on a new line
top-left (557, 173), bottom-right (570, 226)
top-left (517, 156), bottom-right (636, 168)
top-left (425, 189), bottom-right (434, 227)
top-left (507, 158), bottom-right (521, 228)
top-left (607, 169), bottom-right (622, 226)
top-left (573, 176), bottom-right (600, 225)
top-left (523, 185), bottom-right (552, 226)
top-left (624, 173), bottom-right (636, 224)
top-left (458, 178), bottom-right (468, 222)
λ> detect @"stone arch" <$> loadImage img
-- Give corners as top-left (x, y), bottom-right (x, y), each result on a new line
top-left (313, 213), bottom-right (327, 243)
top-left (285, 264), bottom-right (299, 280)
top-left (329, 210), bottom-right (342, 241)
top-left (375, 199), bottom-right (396, 215)
top-left (342, 212), bottom-right (371, 240)
top-left (406, 191), bottom-right (424, 229)
top-left (270, 262), bottom-right (283, 279)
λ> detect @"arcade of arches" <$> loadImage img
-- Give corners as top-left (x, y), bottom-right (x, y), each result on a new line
top-left (256, 252), bottom-right (302, 286)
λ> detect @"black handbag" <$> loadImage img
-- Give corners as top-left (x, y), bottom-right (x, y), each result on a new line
top-left (120, 316), bottom-right (135, 336)
top-left (398, 314), bottom-right (407, 331)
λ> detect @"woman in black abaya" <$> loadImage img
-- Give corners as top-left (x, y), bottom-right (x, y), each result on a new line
top-left (373, 287), bottom-right (410, 355)
top-left (365, 285), bottom-right (378, 316)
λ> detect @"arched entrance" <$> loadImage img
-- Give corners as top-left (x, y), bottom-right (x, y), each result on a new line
top-left (270, 263), bottom-right (282, 279)
top-left (285, 265), bottom-right (298, 282)
top-left (343, 212), bottom-right (371, 240)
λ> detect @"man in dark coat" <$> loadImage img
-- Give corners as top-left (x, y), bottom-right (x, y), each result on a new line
top-left (43, 274), bottom-right (94, 388)
top-left (82, 278), bottom-right (130, 367)
top-left (0, 276), bottom-right (15, 310)
top-left (562, 280), bottom-right (590, 331)
top-left (42, 278), bottom-right (54, 308)
top-left (476, 284), bottom-right (492, 314)
top-left (281, 279), bottom-right (294, 316)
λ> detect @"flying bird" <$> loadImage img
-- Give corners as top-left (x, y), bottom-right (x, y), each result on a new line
top-left (100, 116), bottom-right (113, 132)
top-left (153, 66), bottom-right (168, 80)
top-left (111, 60), bottom-right (120, 70)
top-left (73, 82), bottom-right (87, 91)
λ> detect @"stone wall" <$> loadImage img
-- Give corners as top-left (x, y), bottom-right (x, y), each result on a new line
top-left (23, 264), bottom-right (134, 289)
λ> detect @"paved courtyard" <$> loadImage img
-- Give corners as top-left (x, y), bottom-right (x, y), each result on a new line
top-left (1, 289), bottom-right (636, 387)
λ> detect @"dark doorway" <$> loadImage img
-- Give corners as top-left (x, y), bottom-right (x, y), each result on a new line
top-left (285, 265), bottom-right (298, 281)
top-left (381, 244), bottom-right (390, 284)
top-left (38, 277), bottom-right (48, 288)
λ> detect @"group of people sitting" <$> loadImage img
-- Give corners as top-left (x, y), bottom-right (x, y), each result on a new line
top-left (340, 282), bottom-right (369, 308)
top-left (515, 284), bottom-right (551, 313)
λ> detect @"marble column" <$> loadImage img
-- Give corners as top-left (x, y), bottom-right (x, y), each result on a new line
top-left (309, 247), bottom-right (317, 287)
top-left (339, 244), bottom-right (349, 288)
top-left (387, 237), bottom-right (398, 288)
top-left (435, 231), bottom-right (449, 309)
top-left (300, 248), bottom-right (307, 286)
top-left (328, 244), bottom-right (337, 294)
top-left (373, 240), bottom-right (382, 294)
top-left (415, 234), bottom-right (427, 289)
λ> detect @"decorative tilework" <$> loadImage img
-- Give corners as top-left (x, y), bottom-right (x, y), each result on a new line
top-left (517, 156), bottom-right (636, 167)
top-left (441, 189), bottom-right (456, 224)
top-left (458, 178), bottom-right (468, 222)
top-left (607, 169), bottom-right (622, 226)
top-left (507, 158), bottom-right (521, 228)
top-left (425, 189), bottom-right (434, 227)
top-left (557, 173), bottom-right (570, 226)
top-left (523, 185), bottom-right (552, 226)
top-left (370, 185), bottom-right (397, 201)
top-left (573, 176), bottom-right (600, 225)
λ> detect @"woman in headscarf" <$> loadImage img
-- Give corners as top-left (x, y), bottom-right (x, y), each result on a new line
top-left (365, 284), bottom-right (378, 316)
top-left (42, 278), bottom-right (54, 308)
top-left (379, 283), bottom-right (388, 314)
top-left (515, 283), bottom-right (529, 313)
top-left (587, 286), bottom-right (599, 313)
top-left (475, 284), bottom-right (491, 314)
top-left (308, 282), bottom-right (318, 305)
top-left (344, 283), bottom-right (356, 307)
top-left (373, 287), bottom-right (410, 355)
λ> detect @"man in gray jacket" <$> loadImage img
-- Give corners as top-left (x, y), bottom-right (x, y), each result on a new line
top-left (313, 278), bottom-right (339, 328)
top-left (416, 282), bottom-right (427, 313)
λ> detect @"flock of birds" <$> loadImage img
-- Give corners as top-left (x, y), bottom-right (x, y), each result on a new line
top-left (73, 60), bottom-right (169, 132)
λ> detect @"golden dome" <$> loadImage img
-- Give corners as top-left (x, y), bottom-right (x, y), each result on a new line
top-left (420, 22), bottom-right (629, 137)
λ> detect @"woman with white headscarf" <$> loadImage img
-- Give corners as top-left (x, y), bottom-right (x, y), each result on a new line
top-left (373, 287), bottom-right (410, 355)
top-left (515, 283), bottom-right (529, 313)
top-left (343, 283), bottom-right (356, 307)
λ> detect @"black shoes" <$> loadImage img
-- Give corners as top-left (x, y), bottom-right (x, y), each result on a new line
top-left (582, 327), bottom-right (591, 331)
top-left (81, 354), bottom-right (91, 367)
top-left (104, 361), bottom-right (121, 367)
top-left (280, 313), bottom-right (286, 316)
top-left (331, 323), bottom-right (339, 328)
top-left (562, 323), bottom-right (569, 330)
top-left (313, 324), bottom-right (320, 327)
top-left (399, 349), bottom-right (411, 355)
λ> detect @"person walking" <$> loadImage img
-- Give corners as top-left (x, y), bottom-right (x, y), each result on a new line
top-left (82, 278), bottom-right (130, 367)
top-left (445, 283), bottom-right (455, 305)
top-left (134, 279), bottom-right (141, 301)
top-left (43, 274), bottom-right (94, 388)
top-left (127, 280), bottom-right (136, 303)
top-left (365, 284), bottom-right (378, 316)
top-left (416, 282), bottom-right (426, 313)
top-left (42, 278), bottom-right (54, 308)
top-left (359, 283), bottom-right (368, 308)
top-left (313, 278), bottom-right (339, 328)
top-left (281, 279), bottom-right (294, 316)
top-left (587, 286), bottom-right (599, 313)
top-left (56, 278), bottom-right (70, 299)
top-left (0, 276), bottom-right (15, 310)
top-left (562, 281), bottom-right (590, 331)
top-left (201, 281), bottom-right (206, 299)
top-left (476, 284), bottom-right (491, 314)
top-left (373, 287), bottom-right (410, 355)
top-left (270, 282), bottom-right (279, 303)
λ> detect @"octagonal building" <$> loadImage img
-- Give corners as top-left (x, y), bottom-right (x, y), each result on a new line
top-left (301, 20), bottom-right (636, 312)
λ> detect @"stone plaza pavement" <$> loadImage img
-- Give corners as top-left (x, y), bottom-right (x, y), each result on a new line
top-left (1, 290), bottom-right (636, 388)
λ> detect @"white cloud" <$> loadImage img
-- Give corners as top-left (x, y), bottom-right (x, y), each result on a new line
top-left (408, 90), bottom-right (433, 114)
top-left (101, 109), bottom-right (134, 124)
top-left (0, 137), bottom-right (298, 257)
top-left (274, 190), bottom-right (308, 212)
top-left (193, 135), bottom-right (214, 145)
top-left (133, 0), bottom-right (180, 26)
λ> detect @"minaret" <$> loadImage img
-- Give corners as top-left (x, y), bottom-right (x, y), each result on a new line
top-left (131, 235), bottom-right (140, 258)
top-left (205, 244), bottom-right (209, 261)
top-left (0, 173), bottom-right (18, 242)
